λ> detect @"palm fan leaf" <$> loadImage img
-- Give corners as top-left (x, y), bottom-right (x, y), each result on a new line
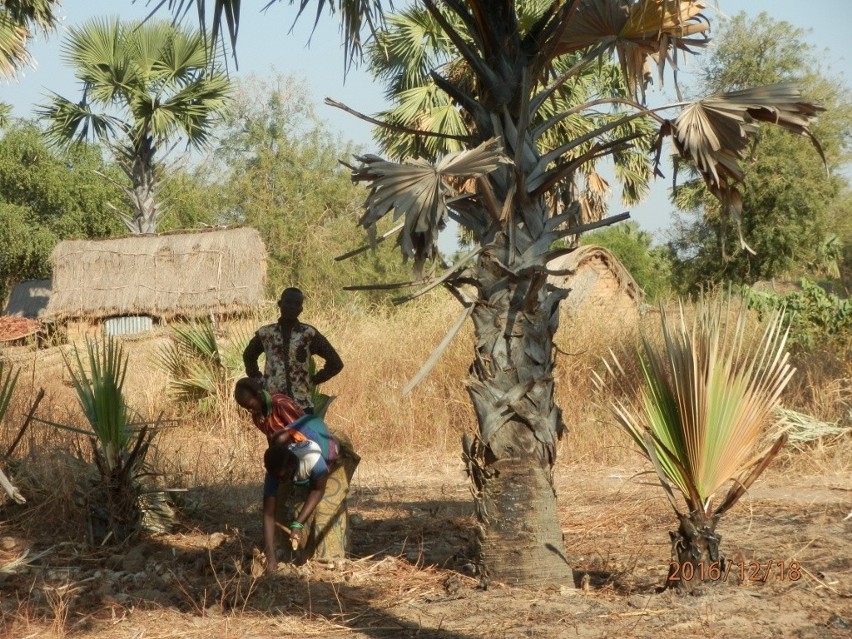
top-left (347, 137), bottom-right (510, 275)
top-left (664, 83), bottom-right (825, 248)
top-left (599, 294), bottom-right (795, 516)
top-left (0, 0), bottom-right (60, 77)
top-left (557, 0), bottom-right (710, 100)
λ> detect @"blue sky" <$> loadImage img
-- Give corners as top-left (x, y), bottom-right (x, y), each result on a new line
top-left (3, 1), bottom-right (851, 248)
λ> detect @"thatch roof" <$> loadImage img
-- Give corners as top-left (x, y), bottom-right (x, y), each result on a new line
top-left (45, 227), bottom-right (267, 320)
top-left (547, 245), bottom-right (643, 318)
top-left (3, 279), bottom-right (51, 319)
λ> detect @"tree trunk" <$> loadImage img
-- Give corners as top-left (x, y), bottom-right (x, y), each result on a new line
top-left (119, 135), bottom-right (159, 234)
top-left (462, 239), bottom-right (573, 588)
top-left (668, 510), bottom-right (723, 592)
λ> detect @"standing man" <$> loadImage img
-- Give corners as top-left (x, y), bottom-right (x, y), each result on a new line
top-left (243, 287), bottom-right (343, 413)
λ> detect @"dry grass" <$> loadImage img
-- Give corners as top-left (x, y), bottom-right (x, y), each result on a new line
top-left (0, 290), bottom-right (850, 638)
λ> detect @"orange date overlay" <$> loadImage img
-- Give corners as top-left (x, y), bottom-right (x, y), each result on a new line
top-left (668, 560), bottom-right (802, 583)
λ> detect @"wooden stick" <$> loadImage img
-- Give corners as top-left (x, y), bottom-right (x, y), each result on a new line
top-left (5, 388), bottom-right (45, 459)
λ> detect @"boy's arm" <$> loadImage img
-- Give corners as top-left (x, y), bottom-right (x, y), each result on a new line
top-left (262, 493), bottom-right (278, 573)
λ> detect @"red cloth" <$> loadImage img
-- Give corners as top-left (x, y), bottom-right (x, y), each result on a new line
top-left (251, 393), bottom-right (307, 443)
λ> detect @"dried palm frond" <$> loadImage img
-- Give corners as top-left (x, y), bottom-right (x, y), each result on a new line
top-left (557, 0), bottom-right (710, 100)
top-left (347, 137), bottom-right (510, 277)
top-left (596, 293), bottom-right (795, 517)
top-left (663, 83), bottom-right (825, 250)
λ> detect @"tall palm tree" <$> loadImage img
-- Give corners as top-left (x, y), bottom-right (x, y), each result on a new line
top-left (366, 1), bottom-right (654, 230)
top-left (178, 0), bottom-right (824, 589)
top-left (38, 17), bottom-right (231, 234)
top-left (0, 0), bottom-right (60, 77)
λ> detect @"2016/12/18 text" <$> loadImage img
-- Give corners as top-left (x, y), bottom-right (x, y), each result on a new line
top-left (668, 560), bottom-right (801, 583)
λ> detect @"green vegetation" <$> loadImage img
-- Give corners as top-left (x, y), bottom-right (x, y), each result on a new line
top-left (744, 280), bottom-right (852, 351)
top-left (38, 18), bottom-right (231, 234)
top-left (158, 319), bottom-right (249, 414)
top-left (63, 337), bottom-right (165, 544)
top-left (668, 13), bottom-right (852, 291)
top-left (0, 121), bottom-right (123, 300)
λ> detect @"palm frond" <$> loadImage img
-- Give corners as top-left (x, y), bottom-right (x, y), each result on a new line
top-left (65, 337), bottom-right (131, 472)
top-left (557, 0), bottom-right (710, 100)
top-left (159, 0), bottom-right (386, 67)
top-left (348, 137), bottom-right (510, 275)
top-left (663, 83), bottom-right (825, 249)
top-left (0, 0), bottom-right (60, 77)
top-left (599, 294), bottom-right (795, 515)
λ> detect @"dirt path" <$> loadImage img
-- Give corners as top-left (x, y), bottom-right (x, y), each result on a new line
top-left (1, 459), bottom-right (850, 638)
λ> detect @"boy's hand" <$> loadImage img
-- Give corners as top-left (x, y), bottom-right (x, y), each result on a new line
top-left (288, 522), bottom-right (304, 549)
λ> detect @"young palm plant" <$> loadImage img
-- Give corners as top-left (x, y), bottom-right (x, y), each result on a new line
top-left (157, 319), bottom-right (251, 414)
top-left (65, 337), bottom-right (164, 545)
top-left (596, 296), bottom-right (795, 591)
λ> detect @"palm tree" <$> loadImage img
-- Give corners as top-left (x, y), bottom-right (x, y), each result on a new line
top-left (0, 0), bottom-right (60, 77)
top-left (365, 1), bottom-right (654, 230)
top-left (38, 17), bottom-right (231, 234)
top-left (595, 295), bottom-right (794, 591)
top-left (178, 0), bottom-right (823, 588)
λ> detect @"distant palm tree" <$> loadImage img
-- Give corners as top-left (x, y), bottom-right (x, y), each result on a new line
top-left (171, 0), bottom-right (824, 589)
top-left (39, 18), bottom-right (231, 233)
top-left (0, 0), bottom-right (59, 77)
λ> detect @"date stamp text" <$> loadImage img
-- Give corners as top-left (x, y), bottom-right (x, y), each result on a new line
top-left (668, 560), bottom-right (801, 583)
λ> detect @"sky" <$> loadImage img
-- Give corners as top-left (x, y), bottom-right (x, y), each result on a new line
top-left (3, 1), bottom-right (851, 250)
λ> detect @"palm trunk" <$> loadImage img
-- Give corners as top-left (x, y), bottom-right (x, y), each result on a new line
top-left (668, 511), bottom-right (723, 592)
top-left (118, 135), bottom-right (159, 234)
top-left (462, 230), bottom-right (573, 588)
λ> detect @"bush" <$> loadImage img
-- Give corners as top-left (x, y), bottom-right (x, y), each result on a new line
top-left (743, 279), bottom-right (851, 350)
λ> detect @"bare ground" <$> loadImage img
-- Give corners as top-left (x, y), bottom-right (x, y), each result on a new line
top-left (1, 455), bottom-right (850, 639)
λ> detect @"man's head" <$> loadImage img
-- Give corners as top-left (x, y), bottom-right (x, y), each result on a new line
top-left (278, 287), bottom-right (304, 321)
top-left (264, 442), bottom-right (297, 480)
top-left (234, 377), bottom-right (264, 412)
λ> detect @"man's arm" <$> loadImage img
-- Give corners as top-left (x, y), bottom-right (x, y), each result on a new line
top-left (243, 333), bottom-right (264, 379)
top-left (310, 331), bottom-right (343, 385)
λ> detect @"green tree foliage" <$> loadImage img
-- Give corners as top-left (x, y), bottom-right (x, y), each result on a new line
top-left (0, 120), bottom-right (123, 301)
top-left (203, 74), bottom-right (412, 305)
top-left (580, 222), bottom-right (672, 301)
top-left (668, 12), bottom-right (852, 290)
top-left (38, 18), bottom-right (230, 234)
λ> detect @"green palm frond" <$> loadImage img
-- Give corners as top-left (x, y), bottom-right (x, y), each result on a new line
top-left (0, 0), bottom-right (60, 78)
top-left (65, 337), bottom-right (131, 472)
top-left (157, 320), bottom-right (250, 408)
top-left (597, 294), bottom-right (795, 516)
top-left (0, 361), bottom-right (20, 424)
top-left (348, 138), bottom-right (511, 275)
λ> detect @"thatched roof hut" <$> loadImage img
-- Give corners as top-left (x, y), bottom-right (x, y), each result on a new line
top-left (45, 227), bottom-right (267, 321)
top-left (3, 279), bottom-right (51, 319)
top-left (547, 245), bottom-right (643, 321)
